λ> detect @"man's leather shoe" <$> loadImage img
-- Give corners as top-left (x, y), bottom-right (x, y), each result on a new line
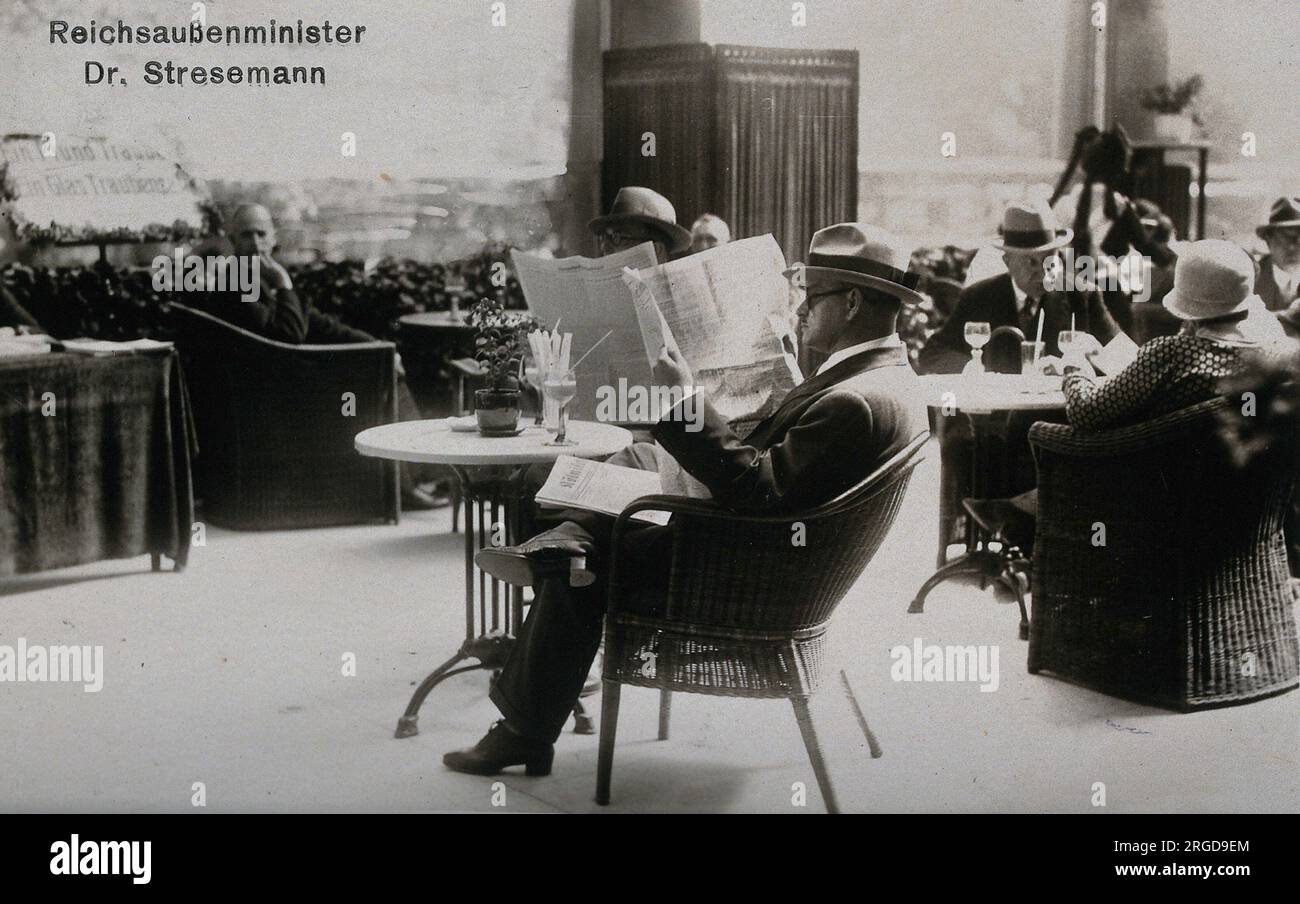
top-left (475, 535), bottom-right (596, 587)
top-left (443, 721), bottom-right (554, 776)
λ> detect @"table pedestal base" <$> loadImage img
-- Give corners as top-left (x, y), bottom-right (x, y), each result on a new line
top-left (909, 546), bottom-right (1030, 640)
top-left (394, 463), bottom-right (593, 738)
top-left (913, 408), bottom-right (1038, 639)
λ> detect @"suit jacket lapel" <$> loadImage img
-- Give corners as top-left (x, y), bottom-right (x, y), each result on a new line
top-left (744, 345), bottom-right (911, 444)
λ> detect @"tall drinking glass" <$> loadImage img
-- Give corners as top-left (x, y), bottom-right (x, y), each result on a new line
top-left (542, 369), bottom-right (578, 446)
top-left (964, 321), bottom-right (991, 372)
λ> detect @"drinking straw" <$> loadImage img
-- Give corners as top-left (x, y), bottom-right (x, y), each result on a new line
top-left (559, 332), bottom-right (573, 373)
top-left (570, 329), bottom-right (614, 373)
top-left (1070, 313), bottom-right (1076, 334)
top-left (1033, 308), bottom-right (1045, 364)
top-left (529, 332), bottom-right (545, 371)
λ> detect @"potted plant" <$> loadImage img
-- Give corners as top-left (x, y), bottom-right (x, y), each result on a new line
top-left (468, 297), bottom-right (536, 435)
top-left (1141, 75), bottom-right (1204, 143)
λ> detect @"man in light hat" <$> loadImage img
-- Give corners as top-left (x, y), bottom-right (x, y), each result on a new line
top-left (969, 239), bottom-right (1289, 552)
top-left (918, 201), bottom-right (1122, 374)
top-left (442, 223), bottom-right (928, 777)
top-left (588, 186), bottom-right (691, 264)
top-left (1255, 195), bottom-right (1300, 313)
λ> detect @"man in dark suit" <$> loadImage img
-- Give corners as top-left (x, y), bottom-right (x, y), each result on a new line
top-left (918, 202), bottom-right (1121, 374)
top-left (1255, 196), bottom-right (1300, 314)
top-left (195, 202), bottom-right (375, 344)
top-left (442, 223), bottom-right (928, 776)
top-left (191, 202), bottom-right (439, 509)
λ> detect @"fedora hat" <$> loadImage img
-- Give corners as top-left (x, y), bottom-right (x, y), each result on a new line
top-left (782, 223), bottom-right (923, 306)
top-left (588, 186), bottom-right (691, 253)
top-left (1162, 239), bottom-right (1258, 321)
top-left (1255, 195), bottom-right (1300, 239)
top-left (991, 202), bottom-right (1073, 254)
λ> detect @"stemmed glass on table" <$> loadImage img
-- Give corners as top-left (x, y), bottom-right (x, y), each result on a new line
top-left (964, 321), bottom-right (991, 373)
top-left (542, 368), bottom-right (578, 446)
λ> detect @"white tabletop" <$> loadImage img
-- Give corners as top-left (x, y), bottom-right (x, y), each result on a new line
top-left (355, 419), bottom-right (633, 466)
top-left (917, 373), bottom-right (1068, 414)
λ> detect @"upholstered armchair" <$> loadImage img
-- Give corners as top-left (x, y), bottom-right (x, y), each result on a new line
top-left (171, 304), bottom-right (400, 530)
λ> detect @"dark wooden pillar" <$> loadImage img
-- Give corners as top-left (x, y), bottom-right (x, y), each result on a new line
top-left (602, 42), bottom-right (858, 264)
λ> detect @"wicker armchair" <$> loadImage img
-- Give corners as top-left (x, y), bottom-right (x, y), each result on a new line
top-left (1028, 398), bottom-right (1299, 710)
top-left (171, 304), bottom-right (400, 530)
top-left (595, 433), bottom-right (928, 813)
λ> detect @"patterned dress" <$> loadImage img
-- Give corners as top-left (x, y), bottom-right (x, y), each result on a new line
top-left (1063, 334), bottom-right (1259, 431)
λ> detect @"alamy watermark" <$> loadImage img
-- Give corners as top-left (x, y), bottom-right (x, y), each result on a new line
top-left (152, 249), bottom-right (261, 302)
top-left (890, 638), bottom-right (999, 692)
top-left (50, 835), bottom-right (150, 885)
top-left (594, 379), bottom-right (703, 431)
top-left (0, 638), bottom-right (103, 692)
top-left (1043, 249), bottom-right (1153, 303)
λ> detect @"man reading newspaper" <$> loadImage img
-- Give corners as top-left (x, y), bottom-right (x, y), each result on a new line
top-left (443, 223), bottom-right (929, 777)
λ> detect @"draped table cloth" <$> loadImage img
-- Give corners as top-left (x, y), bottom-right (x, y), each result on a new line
top-left (0, 349), bottom-right (195, 576)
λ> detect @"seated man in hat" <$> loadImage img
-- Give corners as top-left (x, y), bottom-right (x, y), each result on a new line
top-left (190, 201), bottom-right (441, 509)
top-left (919, 202), bottom-right (1127, 556)
top-left (1255, 196), bottom-right (1300, 313)
top-left (442, 223), bottom-right (929, 776)
top-left (590, 186), bottom-right (691, 264)
top-left (918, 201), bottom-right (1123, 375)
top-left (972, 239), bottom-right (1291, 552)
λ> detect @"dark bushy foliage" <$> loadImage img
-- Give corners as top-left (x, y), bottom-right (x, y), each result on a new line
top-left (1217, 348), bottom-right (1300, 469)
top-left (0, 242), bottom-right (527, 341)
top-left (900, 244), bottom-right (978, 366)
top-left (2, 260), bottom-right (174, 340)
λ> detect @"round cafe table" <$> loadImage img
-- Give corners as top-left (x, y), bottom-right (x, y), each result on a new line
top-left (396, 312), bottom-right (477, 417)
top-left (355, 418), bottom-right (633, 738)
top-left (910, 373), bottom-right (1069, 640)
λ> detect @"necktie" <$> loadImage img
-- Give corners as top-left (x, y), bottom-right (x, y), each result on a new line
top-left (1021, 296), bottom-right (1041, 337)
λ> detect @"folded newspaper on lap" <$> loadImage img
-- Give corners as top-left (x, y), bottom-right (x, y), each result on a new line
top-left (534, 455), bottom-right (672, 526)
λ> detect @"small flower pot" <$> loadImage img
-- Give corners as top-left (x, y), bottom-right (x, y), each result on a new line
top-left (474, 388), bottom-right (521, 435)
top-left (1153, 113), bottom-right (1193, 143)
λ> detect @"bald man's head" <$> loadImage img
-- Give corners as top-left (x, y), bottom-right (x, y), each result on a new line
top-left (228, 202), bottom-right (276, 257)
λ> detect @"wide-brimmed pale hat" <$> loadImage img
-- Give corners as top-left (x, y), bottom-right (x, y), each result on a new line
top-left (782, 223), bottom-right (923, 306)
top-left (991, 202), bottom-right (1073, 254)
top-left (1255, 196), bottom-right (1300, 239)
top-left (1162, 240), bottom-right (1259, 321)
top-left (588, 186), bottom-right (691, 253)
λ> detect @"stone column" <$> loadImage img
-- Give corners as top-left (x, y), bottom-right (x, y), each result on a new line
top-left (608, 0), bottom-right (701, 48)
top-left (1106, 0), bottom-right (1171, 139)
top-left (557, 0), bottom-right (609, 256)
